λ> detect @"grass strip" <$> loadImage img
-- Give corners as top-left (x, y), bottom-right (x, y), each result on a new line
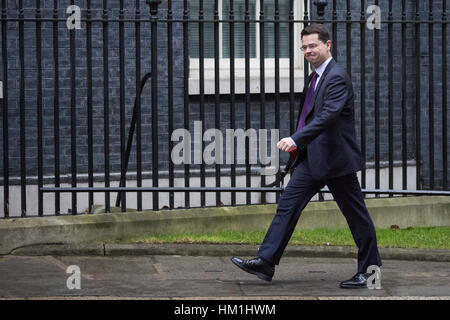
top-left (113, 226), bottom-right (450, 250)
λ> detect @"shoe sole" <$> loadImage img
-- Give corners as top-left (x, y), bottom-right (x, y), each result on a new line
top-left (231, 258), bottom-right (272, 282)
top-left (340, 283), bottom-right (368, 289)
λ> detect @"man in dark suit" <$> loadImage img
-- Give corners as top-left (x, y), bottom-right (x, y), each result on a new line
top-left (231, 24), bottom-right (382, 288)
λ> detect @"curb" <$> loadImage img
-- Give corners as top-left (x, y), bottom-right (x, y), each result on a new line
top-left (2, 196), bottom-right (450, 255)
top-left (7, 243), bottom-right (450, 262)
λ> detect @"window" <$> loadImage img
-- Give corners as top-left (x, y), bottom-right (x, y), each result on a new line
top-left (188, 0), bottom-right (305, 95)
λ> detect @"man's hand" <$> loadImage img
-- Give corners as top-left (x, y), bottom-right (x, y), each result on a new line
top-left (277, 137), bottom-right (296, 152)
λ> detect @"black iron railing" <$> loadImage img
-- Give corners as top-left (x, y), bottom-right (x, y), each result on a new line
top-left (0, 0), bottom-right (449, 218)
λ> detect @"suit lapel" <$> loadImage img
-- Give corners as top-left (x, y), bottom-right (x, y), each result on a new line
top-left (305, 59), bottom-right (336, 120)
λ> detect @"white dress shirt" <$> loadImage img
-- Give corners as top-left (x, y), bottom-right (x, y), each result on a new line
top-left (289, 56), bottom-right (333, 147)
top-left (313, 56), bottom-right (333, 90)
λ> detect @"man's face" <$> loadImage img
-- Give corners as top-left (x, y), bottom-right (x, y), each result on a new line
top-left (301, 33), bottom-right (331, 68)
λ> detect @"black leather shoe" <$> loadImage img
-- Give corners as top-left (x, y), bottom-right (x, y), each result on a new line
top-left (340, 272), bottom-right (370, 289)
top-left (231, 256), bottom-right (274, 282)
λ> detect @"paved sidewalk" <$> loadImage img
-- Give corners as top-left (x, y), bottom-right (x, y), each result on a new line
top-left (0, 254), bottom-right (449, 299)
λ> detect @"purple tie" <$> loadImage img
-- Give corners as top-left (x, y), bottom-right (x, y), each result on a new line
top-left (297, 72), bottom-right (318, 131)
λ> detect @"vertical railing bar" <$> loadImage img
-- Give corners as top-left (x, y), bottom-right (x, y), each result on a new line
top-left (428, 0), bottom-right (435, 190)
top-left (19, 0), bottom-right (26, 217)
top-left (183, 0), bottom-right (190, 208)
top-left (199, 0), bottom-right (205, 207)
top-left (442, 0), bottom-right (448, 191)
top-left (214, 0), bottom-right (221, 206)
top-left (401, 0), bottom-right (407, 195)
top-left (150, 1), bottom-right (159, 211)
top-left (245, 0), bottom-right (251, 205)
top-left (332, 0), bottom-right (337, 60)
top-left (346, 0), bottom-right (351, 75)
top-left (316, 0), bottom-right (326, 202)
top-left (52, 0), bottom-right (60, 215)
top-left (87, 0), bottom-right (94, 212)
top-left (1, 0), bottom-right (9, 218)
top-left (136, 0), bottom-right (143, 211)
top-left (230, 0), bottom-right (236, 206)
top-left (360, 0), bottom-right (366, 193)
top-left (288, 0), bottom-right (294, 135)
top-left (114, 6), bottom-right (137, 210)
top-left (286, 0), bottom-right (295, 190)
top-left (259, 0), bottom-right (265, 205)
top-left (36, 0), bottom-right (44, 216)
top-left (388, 0), bottom-right (394, 197)
top-left (345, 0), bottom-right (352, 205)
top-left (374, 0), bottom-right (380, 198)
top-left (167, 0), bottom-right (174, 209)
top-left (103, 0), bottom-right (111, 213)
top-left (274, 0), bottom-right (280, 203)
top-left (69, 0), bottom-right (77, 214)
top-left (303, 0), bottom-right (309, 92)
top-left (415, 0), bottom-right (421, 190)
top-left (119, 0), bottom-right (126, 212)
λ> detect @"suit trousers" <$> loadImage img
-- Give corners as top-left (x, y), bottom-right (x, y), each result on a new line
top-left (257, 160), bottom-right (382, 273)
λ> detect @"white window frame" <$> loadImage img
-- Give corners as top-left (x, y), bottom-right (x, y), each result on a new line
top-left (188, 0), bottom-right (305, 95)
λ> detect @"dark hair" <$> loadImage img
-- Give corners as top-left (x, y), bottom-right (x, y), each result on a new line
top-left (301, 23), bottom-right (330, 43)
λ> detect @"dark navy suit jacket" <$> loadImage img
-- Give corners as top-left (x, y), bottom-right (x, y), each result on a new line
top-left (290, 59), bottom-right (364, 181)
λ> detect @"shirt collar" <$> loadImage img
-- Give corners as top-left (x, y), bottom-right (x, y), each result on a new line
top-left (313, 56), bottom-right (333, 78)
